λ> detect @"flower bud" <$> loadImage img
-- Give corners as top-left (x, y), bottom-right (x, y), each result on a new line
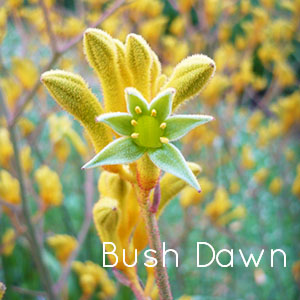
top-left (164, 54), bottom-right (216, 111)
top-left (83, 29), bottom-right (126, 112)
top-left (41, 70), bottom-right (112, 153)
top-left (136, 154), bottom-right (160, 191)
top-left (125, 33), bottom-right (153, 101)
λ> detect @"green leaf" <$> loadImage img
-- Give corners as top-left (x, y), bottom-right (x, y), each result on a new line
top-left (149, 88), bottom-right (175, 122)
top-left (164, 114), bottom-right (214, 141)
top-left (148, 143), bottom-right (200, 191)
top-left (96, 112), bottom-right (133, 136)
top-left (82, 137), bottom-right (146, 168)
top-left (125, 87), bottom-right (149, 118)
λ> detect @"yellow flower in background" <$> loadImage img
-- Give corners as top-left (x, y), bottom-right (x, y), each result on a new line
top-left (140, 17), bottom-right (168, 45)
top-left (201, 74), bottom-right (230, 107)
top-left (254, 168), bottom-right (269, 184)
top-left (1, 228), bottom-right (16, 256)
top-left (269, 177), bottom-right (283, 195)
top-left (73, 261), bottom-right (116, 298)
top-left (229, 180), bottom-right (240, 194)
top-left (54, 17), bottom-right (85, 38)
top-left (247, 111), bottom-right (264, 132)
top-left (0, 7), bottom-right (7, 44)
top-left (48, 114), bottom-right (87, 162)
top-left (217, 205), bottom-right (246, 226)
top-left (11, 57), bottom-right (39, 90)
top-left (20, 146), bottom-right (34, 174)
top-left (241, 145), bottom-right (255, 170)
top-left (47, 234), bottom-right (77, 264)
top-left (18, 118), bottom-right (35, 137)
top-left (178, 296), bottom-right (193, 300)
top-left (0, 128), bottom-right (13, 168)
top-left (169, 16), bottom-right (185, 37)
top-left (180, 177), bottom-right (214, 208)
top-left (274, 61), bottom-right (295, 87)
top-left (34, 165), bottom-right (63, 206)
top-left (285, 149), bottom-right (295, 162)
top-left (0, 77), bottom-right (22, 111)
top-left (292, 164), bottom-right (300, 199)
top-left (205, 187), bottom-right (232, 221)
top-left (0, 170), bottom-right (21, 205)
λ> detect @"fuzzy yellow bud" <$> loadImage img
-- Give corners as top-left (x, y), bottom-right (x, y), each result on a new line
top-left (41, 70), bottom-right (112, 153)
top-left (164, 54), bottom-right (215, 111)
top-left (0, 170), bottom-right (21, 205)
top-left (98, 171), bottom-right (130, 201)
top-left (114, 39), bottom-right (133, 88)
top-left (0, 282), bottom-right (6, 300)
top-left (93, 198), bottom-right (120, 245)
top-left (34, 165), bottom-right (63, 206)
top-left (83, 29), bottom-right (126, 112)
top-left (125, 33), bottom-right (153, 101)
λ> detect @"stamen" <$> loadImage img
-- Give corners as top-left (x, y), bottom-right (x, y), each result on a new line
top-left (135, 106), bottom-right (142, 114)
top-left (151, 109), bottom-right (157, 117)
top-left (160, 122), bottom-right (167, 129)
top-left (131, 120), bottom-right (137, 126)
top-left (160, 137), bottom-right (169, 144)
top-left (131, 133), bottom-right (139, 139)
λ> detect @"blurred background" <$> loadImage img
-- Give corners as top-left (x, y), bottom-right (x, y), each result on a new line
top-left (0, 0), bottom-right (300, 299)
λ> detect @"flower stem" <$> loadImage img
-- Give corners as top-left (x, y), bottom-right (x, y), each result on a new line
top-left (137, 188), bottom-right (173, 300)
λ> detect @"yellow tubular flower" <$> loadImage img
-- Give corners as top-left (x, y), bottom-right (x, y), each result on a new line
top-left (144, 259), bottom-right (156, 296)
top-left (47, 234), bottom-right (77, 264)
top-left (0, 170), bottom-right (21, 205)
top-left (41, 70), bottom-right (112, 153)
top-left (0, 128), bottom-right (13, 168)
top-left (150, 51), bottom-right (162, 99)
top-left (125, 33), bottom-right (153, 101)
top-left (20, 145), bottom-right (34, 174)
top-left (83, 29), bottom-right (126, 112)
top-left (247, 111), bottom-right (264, 132)
top-left (205, 187), bottom-right (232, 221)
top-left (164, 55), bottom-right (216, 111)
top-left (34, 165), bottom-right (63, 206)
top-left (18, 117), bottom-right (35, 137)
top-left (0, 282), bottom-right (6, 300)
top-left (114, 39), bottom-right (133, 88)
top-left (2, 228), bottom-right (16, 256)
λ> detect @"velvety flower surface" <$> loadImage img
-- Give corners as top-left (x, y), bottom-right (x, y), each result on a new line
top-left (82, 87), bottom-right (213, 190)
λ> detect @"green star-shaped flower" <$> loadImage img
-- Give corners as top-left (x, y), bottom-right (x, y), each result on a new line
top-left (82, 87), bottom-right (214, 191)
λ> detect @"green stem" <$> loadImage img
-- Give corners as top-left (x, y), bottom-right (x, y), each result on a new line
top-left (137, 188), bottom-right (173, 300)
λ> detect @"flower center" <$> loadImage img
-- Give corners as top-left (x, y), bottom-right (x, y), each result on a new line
top-left (131, 115), bottom-right (164, 148)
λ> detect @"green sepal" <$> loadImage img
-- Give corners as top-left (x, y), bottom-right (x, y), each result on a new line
top-left (125, 87), bottom-right (149, 118)
top-left (148, 143), bottom-right (200, 191)
top-left (164, 114), bottom-right (214, 141)
top-left (149, 88), bottom-right (175, 122)
top-left (82, 137), bottom-right (146, 169)
top-left (96, 112), bottom-right (133, 136)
